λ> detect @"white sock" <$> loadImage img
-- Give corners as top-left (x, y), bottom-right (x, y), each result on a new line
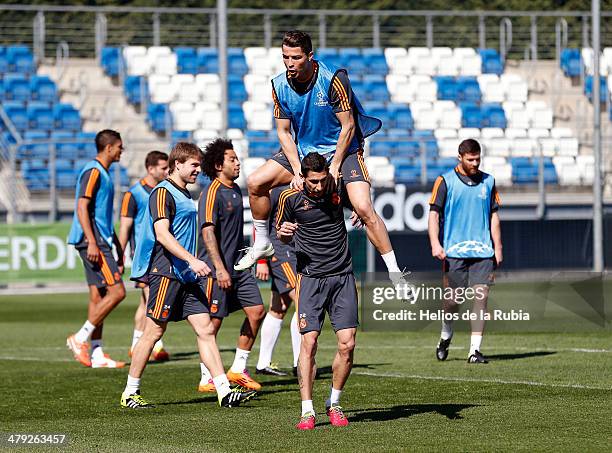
top-left (256, 314), bottom-right (283, 370)
top-left (91, 339), bottom-right (104, 359)
top-left (213, 373), bottom-right (231, 401)
top-left (124, 375), bottom-right (140, 395)
top-left (469, 334), bottom-right (483, 356)
top-left (74, 320), bottom-right (96, 344)
top-left (441, 320), bottom-right (454, 341)
top-left (153, 339), bottom-right (164, 351)
top-left (230, 348), bottom-right (250, 373)
top-left (301, 399), bottom-right (314, 416)
top-left (382, 250), bottom-right (401, 273)
top-left (200, 363), bottom-right (212, 382)
top-left (253, 219), bottom-right (270, 250)
top-left (326, 387), bottom-right (342, 407)
top-left (290, 312), bottom-right (301, 367)
top-left (131, 330), bottom-right (143, 349)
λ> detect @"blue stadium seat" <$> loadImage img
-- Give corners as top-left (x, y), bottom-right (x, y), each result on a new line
top-left (101, 47), bottom-right (121, 77)
top-left (0, 46), bottom-right (8, 73)
top-left (30, 75), bottom-right (57, 102)
top-left (364, 79), bottom-right (390, 102)
top-left (4, 73), bottom-right (30, 101)
top-left (351, 80), bottom-right (367, 101)
top-left (478, 48), bottom-right (504, 75)
top-left (369, 140), bottom-right (395, 156)
top-left (228, 76), bottom-right (247, 103)
top-left (435, 76), bottom-right (458, 101)
top-left (228, 48), bottom-right (248, 75)
top-left (23, 130), bottom-right (49, 158)
top-left (481, 103), bottom-right (507, 128)
top-left (248, 140), bottom-right (277, 158)
top-left (175, 47), bottom-right (197, 74)
top-left (229, 103), bottom-right (246, 130)
top-left (4, 101), bottom-right (28, 130)
top-left (395, 168), bottom-right (420, 185)
top-left (53, 103), bottom-right (81, 131)
top-left (124, 75), bottom-right (148, 104)
top-left (388, 103), bottom-right (413, 130)
top-left (197, 47), bottom-right (219, 73)
top-left (52, 131), bottom-right (79, 159)
top-left (57, 168), bottom-right (78, 189)
top-left (74, 158), bottom-right (91, 170)
top-left (413, 129), bottom-right (435, 139)
top-left (584, 76), bottom-right (608, 103)
top-left (147, 103), bottom-right (170, 132)
top-left (460, 102), bottom-right (483, 128)
top-left (7, 45), bottom-right (35, 74)
top-left (457, 76), bottom-right (481, 103)
top-left (560, 48), bottom-right (581, 77)
top-left (27, 101), bottom-right (54, 130)
top-left (362, 49), bottom-right (388, 76)
top-left (396, 139), bottom-right (420, 157)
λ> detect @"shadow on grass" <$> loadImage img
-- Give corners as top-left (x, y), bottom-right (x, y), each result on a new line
top-left (445, 351), bottom-right (556, 362)
top-left (260, 363), bottom-right (391, 387)
top-left (338, 403), bottom-right (480, 424)
top-left (156, 388), bottom-right (292, 406)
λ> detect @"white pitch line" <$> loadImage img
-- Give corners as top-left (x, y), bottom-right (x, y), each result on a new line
top-left (353, 371), bottom-right (612, 391)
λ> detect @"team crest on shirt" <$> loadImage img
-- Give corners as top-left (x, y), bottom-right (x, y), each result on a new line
top-left (303, 200), bottom-right (312, 211)
top-left (299, 315), bottom-right (307, 329)
top-left (350, 169), bottom-right (358, 179)
top-left (331, 192), bottom-right (341, 205)
top-left (226, 200), bottom-right (234, 212)
top-left (315, 90), bottom-right (329, 107)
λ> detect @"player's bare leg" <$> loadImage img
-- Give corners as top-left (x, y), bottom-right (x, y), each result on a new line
top-left (235, 161), bottom-right (293, 270)
top-left (346, 181), bottom-right (404, 285)
top-left (468, 284), bottom-right (489, 363)
top-left (130, 286), bottom-right (169, 361)
top-left (295, 330), bottom-right (319, 429)
top-left (226, 305), bottom-right (265, 390)
top-left (323, 327), bottom-right (355, 427)
top-left (128, 317), bottom-right (166, 379)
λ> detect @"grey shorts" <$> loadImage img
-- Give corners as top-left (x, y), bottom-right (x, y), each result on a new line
top-left (147, 275), bottom-right (210, 323)
top-left (204, 270), bottom-right (264, 318)
top-left (443, 257), bottom-right (496, 288)
top-left (270, 255), bottom-right (298, 295)
top-left (77, 243), bottom-right (122, 288)
top-left (296, 272), bottom-right (359, 334)
top-left (270, 149), bottom-right (370, 185)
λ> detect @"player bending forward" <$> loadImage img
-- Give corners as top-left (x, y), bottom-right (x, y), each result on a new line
top-left (428, 139), bottom-right (503, 363)
top-left (277, 152), bottom-right (358, 430)
top-left (121, 142), bottom-right (255, 408)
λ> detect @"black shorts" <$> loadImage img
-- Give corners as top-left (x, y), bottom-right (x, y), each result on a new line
top-left (77, 244), bottom-right (122, 288)
top-left (135, 275), bottom-right (149, 289)
top-left (270, 255), bottom-right (298, 295)
top-left (296, 272), bottom-right (359, 334)
top-left (443, 257), bottom-right (496, 288)
top-left (204, 270), bottom-right (264, 318)
top-left (270, 149), bottom-right (370, 185)
top-left (147, 275), bottom-right (210, 323)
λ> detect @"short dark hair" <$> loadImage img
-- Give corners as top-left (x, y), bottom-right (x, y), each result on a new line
top-left (282, 30), bottom-right (312, 55)
top-left (301, 152), bottom-right (328, 177)
top-left (168, 142), bottom-right (202, 173)
top-left (95, 129), bottom-right (121, 153)
top-left (202, 138), bottom-right (233, 179)
top-left (458, 139), bottom-right (481, 155)
top-left (144, 150), bottom-right (168, 169)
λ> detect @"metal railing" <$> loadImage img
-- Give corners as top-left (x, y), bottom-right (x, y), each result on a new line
top-left (1, 5), bottom-right (612, 61)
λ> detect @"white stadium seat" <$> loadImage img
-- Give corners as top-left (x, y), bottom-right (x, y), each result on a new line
top-left (152, 53), bottom-right (177, 76)
top-left (457, 128), bottom-right (480, 139)
top-left (434, 128), bottom-right (458, 140)
top-left (505, 128), bottom-right (527, 139)
top-left (481, 127), bottom-right (504, 139)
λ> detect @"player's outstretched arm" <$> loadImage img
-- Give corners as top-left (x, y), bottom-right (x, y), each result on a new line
top-left (154, 219), bottom-right (210, 277)
top-left (428, 211), bottom-right (446, 260)
top-left (201, 225), bottom-right (231, 289)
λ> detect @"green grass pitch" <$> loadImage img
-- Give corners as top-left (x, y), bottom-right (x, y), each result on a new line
top-left (1, 288), bottom-right (610, 452)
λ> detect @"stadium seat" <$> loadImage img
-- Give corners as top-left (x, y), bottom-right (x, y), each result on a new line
top-left (478, 48), bottom-right (504, 75)
top-left (560, 48), bottom-right (581, 77)
top-left (53, 103), bottom-right (81, 131)
top-left (30, 76), bottom-right (57, 102)
top-left (7, 45), bottom-right (35, 74)
top-left (101, 47), bottom-right (121, 77)
top-left (27, 101), bottom-right (54, 130)
top-left (4, 73), bottom-right (30, 101)
top-left (197, 47), bottom-right (219, 73)
top-left (4, 101), bottom-right (28, 130)
top-left (124, 76), bottom-right (148, 104)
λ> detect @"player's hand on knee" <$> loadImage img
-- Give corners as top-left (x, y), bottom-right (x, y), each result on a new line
top-left (290, 175), bottom-right (304, 191)
top-left (216, 268), bottom-right (232, 289)
top-left (432, 244), bottom-right (446, 260)
top-left (189, 258), bottom-right (211, 277)
top-left (278, 221), bottom-right (298, 242)
top-left (86, 242), bottom-right (100, 262)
